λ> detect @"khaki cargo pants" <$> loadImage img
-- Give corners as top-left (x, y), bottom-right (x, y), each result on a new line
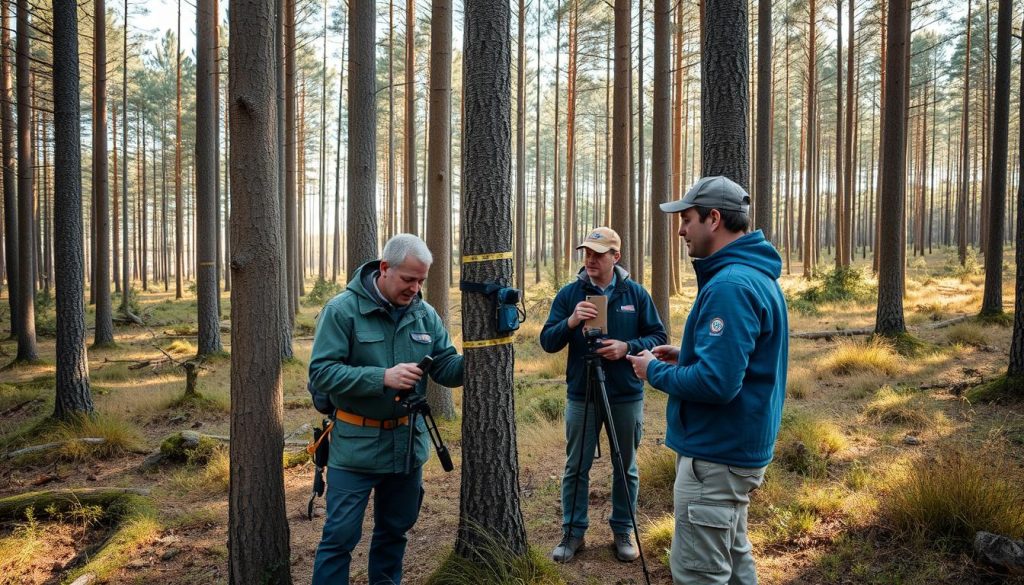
top-left (670, 455), bottom-right (766, 585)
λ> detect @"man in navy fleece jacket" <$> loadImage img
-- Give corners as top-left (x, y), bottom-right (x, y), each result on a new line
top-left (540, 227), bottom-right (667, 564)
top-left (628, 176), bottom-right (788, 585)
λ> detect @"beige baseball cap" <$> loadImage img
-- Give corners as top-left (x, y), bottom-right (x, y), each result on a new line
top-left (576, 227), bottom-right (621, 254)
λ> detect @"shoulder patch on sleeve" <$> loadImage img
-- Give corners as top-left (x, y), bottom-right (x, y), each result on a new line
top-left (709, 317), bottom-right (725, 336)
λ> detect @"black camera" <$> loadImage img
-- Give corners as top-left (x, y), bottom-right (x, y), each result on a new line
top-left (496, 287), bottom-right (521, 305)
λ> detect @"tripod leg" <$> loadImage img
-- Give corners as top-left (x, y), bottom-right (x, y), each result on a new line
top-left (603, 400), bottom-right (642, 537)
top-left (563, 396), bottom-right (599, 539)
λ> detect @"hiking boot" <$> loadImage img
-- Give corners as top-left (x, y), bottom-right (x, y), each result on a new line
top-left (551, 534), bottom-right (585, 563)
top-left (614, 532), bottom-right (639, 562)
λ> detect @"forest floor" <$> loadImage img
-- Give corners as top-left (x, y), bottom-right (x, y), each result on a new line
top-left (3, 248), bottom-right (1024, 584)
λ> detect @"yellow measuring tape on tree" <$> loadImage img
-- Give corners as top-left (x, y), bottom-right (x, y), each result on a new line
top-left (462, 335), bottom-right (516, 349)
top-left (462, 251), bottom-right (514, 263)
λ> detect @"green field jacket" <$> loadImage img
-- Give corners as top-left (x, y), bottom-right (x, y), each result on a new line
top-left (308, 261), bottom-right (464, 473)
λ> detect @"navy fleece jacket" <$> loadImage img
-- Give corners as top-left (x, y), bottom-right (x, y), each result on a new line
top-left (647, 230), bottom-right (788, 468)
top-left (540, 266), bottom-right (667, 403)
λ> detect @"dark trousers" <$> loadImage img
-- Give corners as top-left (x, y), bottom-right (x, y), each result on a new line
top-left (312, 466), bottom-right (424, 585)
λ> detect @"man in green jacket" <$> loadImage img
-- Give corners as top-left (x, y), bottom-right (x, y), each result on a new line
top-left (310, 234), bottom-right (464, 585)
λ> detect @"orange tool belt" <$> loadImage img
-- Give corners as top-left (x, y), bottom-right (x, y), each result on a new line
top-left (335, 409), bottom-right (410, 430)
top-left (305, 409), bottom-right (410, 455)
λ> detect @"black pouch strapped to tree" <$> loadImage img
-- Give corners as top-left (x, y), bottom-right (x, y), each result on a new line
top-left (459, 280), bottom-right (526, 334)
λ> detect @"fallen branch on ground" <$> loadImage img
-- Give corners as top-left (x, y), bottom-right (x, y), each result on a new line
top-left (791, 314), bottom-right (973, 340)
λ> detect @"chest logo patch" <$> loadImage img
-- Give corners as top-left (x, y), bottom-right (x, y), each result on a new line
top-left (709, 317), bottom-right (725, 336)
top-left (411, 332), bottom-right (432, 344)
top-left (619, 304), bottom-right (636, 313)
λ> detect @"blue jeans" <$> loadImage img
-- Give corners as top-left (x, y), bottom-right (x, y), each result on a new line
top-left (312, 466), bottom-right (424, 585)
top-left (561, 398), bottom-right (643, 538)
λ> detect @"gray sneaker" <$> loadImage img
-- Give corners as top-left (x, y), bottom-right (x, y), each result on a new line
top-left (614, 532), bottom-right (639, 562)
top-left (551, 534), bottom-right (585, 563)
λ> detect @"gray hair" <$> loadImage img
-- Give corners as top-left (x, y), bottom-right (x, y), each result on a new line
top-left (382, 233), bottom-right (433, 267)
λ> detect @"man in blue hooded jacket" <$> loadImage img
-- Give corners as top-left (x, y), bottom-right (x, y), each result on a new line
top-left (541, 226), bottom-right (667, 564)
top-left (628, 176), bottom-right (788, 585)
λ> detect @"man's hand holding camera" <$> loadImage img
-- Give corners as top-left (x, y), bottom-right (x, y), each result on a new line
top-left (384, 362), bottom-right (426, 391)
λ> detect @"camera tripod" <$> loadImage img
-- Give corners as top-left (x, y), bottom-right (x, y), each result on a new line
top-left (400, 394), bottom-right (454, 475)
top-left (564, 331), bottom-right (651, 585)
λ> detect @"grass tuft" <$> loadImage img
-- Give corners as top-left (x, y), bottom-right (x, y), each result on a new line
top-left (944, 322), bottom-right (989, 347)
top-left (819, 339), bottom-right (902, 377)
top-left (881, 451), bottom-right (1024, 550)
top-left (48, 413), bottom-right (144, 461)
top-left (774, 411), bottom-right (846, 477)
top-left (638, 445), bottom-right (677, 507)
top-left (166, 339), bottom-right (198, 355)
top-left (863, 386), bottom-right (938, 429)
top-left (426, 526), bottom-right (563, 585)
top-left (640, 514), bottom-right (674, 568)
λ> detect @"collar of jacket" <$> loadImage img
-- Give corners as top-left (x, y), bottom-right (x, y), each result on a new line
top-left (575, 264), bottom-right (631, 295)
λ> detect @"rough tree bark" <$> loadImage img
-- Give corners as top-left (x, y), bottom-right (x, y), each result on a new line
top-left (873, 0), bottom-right (909, 337)
top-left (458, 0), bottom-right (528, 557)
top-left (980, 0), bottom-right (1011, 317)
top-left (347, 0), bottom-right (378, 275)
top-left (650, 0), bottom-right (671, 324)
top-left (52, 0), bottom-right (93, 420)
top-left (2, 0), bottom-right (16, 341)
top-left (227, 0), bottom-right (292, 581)
top-left (197, 0), bottom-right (222, 355)
top-left (754, 0), bottom-right (772, 239)
top-left (424, 0), bottom-right (456, 419)
top-left (702, 0), bottom-right (749, 189)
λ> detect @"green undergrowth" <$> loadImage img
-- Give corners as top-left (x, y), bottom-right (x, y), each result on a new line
top-left (0, 489), bottom-right (160, 584)
top-left (796, 267), bottom-right (876, 306)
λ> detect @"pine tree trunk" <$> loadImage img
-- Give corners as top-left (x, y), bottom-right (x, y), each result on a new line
top-left (802, 0), bottom-right (816, 278)
top-left (981, 0), bottom-right (1011, 316)
top-left (874, 0), bottom-right (908, 337)
top-left (834, 0), bottom-right (844, 268)
top-left (197, 0), bottom-right (222, 355)
top-left (564, 0), bottom-right (577, 273)
top-left (285, 0), bottom-right (298, 317)
top-left (754, 0), bottom-right (772, 239)
top-left (227, 0), bottom-right (292, 580)
top-left (404, 0), bottom-right (417, 236)
top-left (1007, 31), bottom-right (1024, 379)
top-left (458, 0), bottom-right (528, 557)
top-left (651, 0), bottom-right (671, 325)
top-left (121, 3), bottom-right (130, 310)
top-left (53, 0), bottom-right (92, 419)
top-left (534, 6), bottom-right (542, 284)
top-left (347, 0), bottom-right (378, 275)
top-left (333, 17), bottom-right (345, 283)
top-left (175, 0), bottom-right (184, 300)
top-left (276, 0), bottom-right (293, 359)
top-left (958, 4), bottom-right (972, 266)
top-left (90, 0), bottom-right (112, 346)
top-left (319, 3), bottom-right (328, 279)
top-left (113, 104), bottom-right (120, 294)
top-left (612, 0), bottom-right (631, 255)
top-left (424, 0), bottom-right (455, 419)
top-left (552, 10), bottom-right (562, 285)
top-left (515, 0), bottom-right (526, 291)
top-left (702, 0), bottom-right (749, 189)
top-left (1, 0), bottom-right (16, 340)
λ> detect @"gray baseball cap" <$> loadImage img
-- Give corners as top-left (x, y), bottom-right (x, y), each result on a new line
top-left (660, 175), bottom-right (751, 214)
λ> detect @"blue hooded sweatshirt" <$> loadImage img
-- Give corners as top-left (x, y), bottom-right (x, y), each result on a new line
top-left (647, 230), bottom-right (788, 468)
top-left (540, 265), bottom-right (667, 403)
